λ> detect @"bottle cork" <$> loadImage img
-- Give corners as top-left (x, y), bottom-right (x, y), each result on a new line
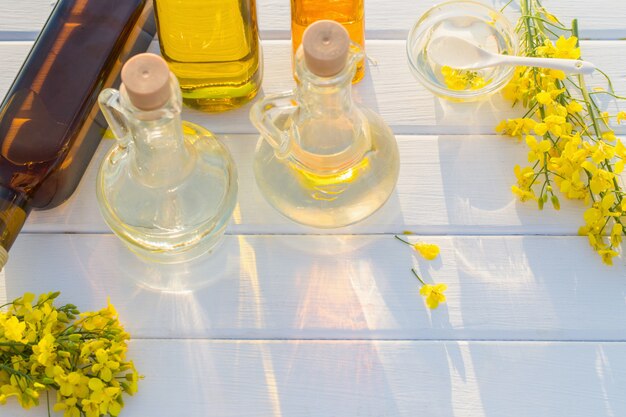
top-left (121, 53), bottom-right (171, 110)
top-left (302, 20), bottom-right (350, 77)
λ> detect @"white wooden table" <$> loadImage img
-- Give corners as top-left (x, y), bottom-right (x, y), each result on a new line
top-left (2, 1), bottom-right (626, 416)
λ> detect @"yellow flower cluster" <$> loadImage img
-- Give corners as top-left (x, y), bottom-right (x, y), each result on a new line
top-left (0, 292), bottom-right (140, 417)
top-left (497, 1), bottom-right (626, 265)
top-left (441, 65), bottom-right (490, 91)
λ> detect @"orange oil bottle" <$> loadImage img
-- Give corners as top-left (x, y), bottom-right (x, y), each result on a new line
top-left (291, 0), bottom-right (365, 83)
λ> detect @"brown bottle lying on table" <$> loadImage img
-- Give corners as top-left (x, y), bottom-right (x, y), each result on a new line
top-left (0, 0), bottom-right (156, 269)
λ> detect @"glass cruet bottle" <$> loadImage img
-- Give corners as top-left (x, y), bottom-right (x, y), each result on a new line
top-left (96, 53), bottom-right (238, 263)
top-left (250, 20), bottom-right (399, 229)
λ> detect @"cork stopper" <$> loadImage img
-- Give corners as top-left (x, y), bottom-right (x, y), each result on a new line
top-left (121, 53), bottom-right (172, 111)
top-left (302, 20), bottom-right (350, 77)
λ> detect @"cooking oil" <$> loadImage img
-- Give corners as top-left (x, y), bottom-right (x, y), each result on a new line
top-left (154, 0), bottom-right (262, 112)
top-left (254, 112), bottom-right (399, 228)
top-left (251, 21), bottom-right (399, 229)
top-left (97, 54), bottom-right (238, 263)
top-left (291, 0), bottom-right (365, 83)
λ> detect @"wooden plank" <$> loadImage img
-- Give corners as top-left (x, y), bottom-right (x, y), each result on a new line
top-left (1, 0), bottom-right (625, 40)
top-left (1, 234), bottom-right (625, 340)
top-left (1, 40), bottom-right (624, 136)
top-left (2, 40), bottom-right (625, 234)
top-left (178, 40), bottom-right (626, 135)
top-left (4, 340), bottom-right (626, 417)
top-left (18, 133), bottom-right (613, 235)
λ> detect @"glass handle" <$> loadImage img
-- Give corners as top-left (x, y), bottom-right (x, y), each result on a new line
top-left (249, 91), bottom-right (298, 158)
top-left (98, 88), bottom-right (130, 148)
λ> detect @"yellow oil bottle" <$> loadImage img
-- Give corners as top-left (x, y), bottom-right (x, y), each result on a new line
top-left (154, 0), bottom-right (262, 112)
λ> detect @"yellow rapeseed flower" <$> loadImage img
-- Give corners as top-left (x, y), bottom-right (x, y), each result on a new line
top-left (549, 69), bottom-right (566, 80)
top-left (412, 269), bottom-right (447, 309)
top-left (611, 223), bottom-right (623, 246)
top-left (589, 169), bottom-right (615, 194)
top-left (394, 236), bottom-right (440, 260)
top-left (420, 283), bottom-right (448, 309)
top-left (525, 135), bottom-right (551, 163)
top-left (602, 131), bottom-right (617, 142)
top-left (566, 101), bottom-right (583, 114)
top-left (533, 122), bottom-right (548, 136)
top-left (511, 185), bottom-right (536, 202)
top-left (599, 249), bottom-right (619, 266)
top-left (33, 333), bottom-right (56, 367)
top-left (3, 316), bottom-right (26, 343)
top-left (536, 91), bottom-right (552, 105)
top-left (413, 243), bottom-right (440, 260)
top-left (53, 396), bottom-right (80, 417)
top-left (555, 36), bottom-right (580, 59)
top-left (441, 66), bottom-right (490, 91)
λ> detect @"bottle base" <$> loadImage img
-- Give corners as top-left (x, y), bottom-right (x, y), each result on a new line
top-left (254, 135), bottom-right (400, 228)
top-left (122, 224), bottom-right (228, 265)
top-left (97, 122), bottom-right (238, 266)
top-left (182, 92), bottom-right (258, 112)
top-left (180, 70), bottom-right (262, 112)
top-left (261, 186), bottom-right (397, 229)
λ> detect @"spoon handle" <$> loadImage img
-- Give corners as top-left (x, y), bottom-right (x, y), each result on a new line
top-left (495, 55), bottom-right (596, 75)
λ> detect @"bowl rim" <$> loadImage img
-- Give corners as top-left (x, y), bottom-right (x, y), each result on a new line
top-left (406, 0), bottom-right (519, 100)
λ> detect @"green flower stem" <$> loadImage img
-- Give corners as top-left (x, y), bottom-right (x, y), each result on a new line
top-left (0, 363), bottom-right (33, 380)
top-left (411, 269), bottom-right (427, 286)
top-left (499, 0), bottom-right (514, 13)
top-left (0, 342), bottom-right (25, 346)
top-left (572, 20), bottom-right (624, 213)
top-left (573, 21), bottom-right (600, 139)
top-left (595, 68), bottom-right (619, 94)
top-left (522, 0), bottom-right (536, 53)
top-left (394, 235), bottom-right (413, 246)
top-left (522, 102), bottom-right (539, 119)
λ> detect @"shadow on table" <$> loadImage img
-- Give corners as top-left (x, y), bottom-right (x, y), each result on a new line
top-left (45, 233), bottom-right (448, 415)
top-left (451, 236), bottom-right (626, 417)
top-left (428, 84), bottom-right (626, 415)
top-left (75, 231), bottom-right (456, 414)
top-left (229, 232), bottom-right (456, 415)
top-left (125, 234), bottom-right (457, 416)
top-left (126, 337), bottom-right (457, 416)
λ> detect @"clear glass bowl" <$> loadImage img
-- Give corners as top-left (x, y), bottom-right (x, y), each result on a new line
top-left (407, 0), bottom-right (518, 101)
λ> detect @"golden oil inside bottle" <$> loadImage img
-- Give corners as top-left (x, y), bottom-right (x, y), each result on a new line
top-left (291, 157), bottom-right (371, 202)
top-left (154, 0), bottom-right (262, 112)
top-left (291, 0), bottom-right (365, 83)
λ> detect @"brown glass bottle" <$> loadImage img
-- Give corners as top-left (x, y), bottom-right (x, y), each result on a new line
top-left (0, 0), bottom-right (156, 268)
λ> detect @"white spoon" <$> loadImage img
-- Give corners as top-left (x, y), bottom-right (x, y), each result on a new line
top-left (428, 36), bottom-right (596, 74)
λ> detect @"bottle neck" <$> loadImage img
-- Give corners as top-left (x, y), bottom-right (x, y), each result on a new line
top-left (125, 100), bottom-right (194, 188)
top-left (292, 62), bottom-right (369, 172)
top-left (0, 186), bottom-right (30, 270)
top-left (298, 76), bottom-right (354, 115)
